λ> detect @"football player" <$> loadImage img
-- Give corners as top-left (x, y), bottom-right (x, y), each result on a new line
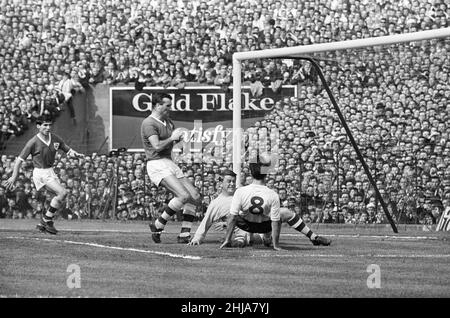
top-left (2, 116), bottom-right (84, 234)
top-left (220, 153), bottom-right (331, 250)
top-left (141, 93), bottom-right (201, 243)
top-left (188, 169), bottom-right (251, 247)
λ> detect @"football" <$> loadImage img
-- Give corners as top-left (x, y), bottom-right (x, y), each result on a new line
top-left (171, 128), bottom-right (186, 142)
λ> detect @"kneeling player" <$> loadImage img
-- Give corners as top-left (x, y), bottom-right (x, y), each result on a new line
top-left (220, 153), bottom-right (331, 250)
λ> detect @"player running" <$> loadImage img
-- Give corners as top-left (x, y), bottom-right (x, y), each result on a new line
top-left (2, 116), bottom-right (84, 234)
top-left (188, 169), bottom-right (251, 247)
top-left (220, 153), bottom-right (331, 250)
top-left (141, 92), bottom-right (201, 243)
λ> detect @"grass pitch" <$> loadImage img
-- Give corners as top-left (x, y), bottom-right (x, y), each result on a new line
top-left (1, 219), bottom-right (449, 298)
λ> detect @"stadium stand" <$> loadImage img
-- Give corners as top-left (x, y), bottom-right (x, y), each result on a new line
top-left (0, 0), bottom-right (449, 225)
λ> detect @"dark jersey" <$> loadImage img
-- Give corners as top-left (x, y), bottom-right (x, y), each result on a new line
top-left (141, 115), bottom-right (175, 160)
top-left (18, 134), bottom-right (70, 168)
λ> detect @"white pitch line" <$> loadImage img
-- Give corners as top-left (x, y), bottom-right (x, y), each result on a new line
top-left (1, 228), bottom-right (442, 240)
top-left (0, 228), bottom-right (158, 233)
top-left (253, 253), bottom-right (450, 258)
top-left (6, 236), bottom-right (449, 260)
top-left (5, 236), bottom-right (202, 260)
top-left (283, 233), bottom-right (441, 240)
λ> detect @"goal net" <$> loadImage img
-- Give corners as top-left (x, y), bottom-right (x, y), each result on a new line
top-left (232, 28), bottom-right (450, 232)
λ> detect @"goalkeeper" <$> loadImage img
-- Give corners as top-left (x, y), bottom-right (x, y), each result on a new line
top-left (188, 169), bottom-right (251, 247)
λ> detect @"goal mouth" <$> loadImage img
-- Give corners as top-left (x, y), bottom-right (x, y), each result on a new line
top-left (231, 28), bottom-right (450, 233)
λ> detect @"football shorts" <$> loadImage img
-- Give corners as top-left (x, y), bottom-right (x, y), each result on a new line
top-left (235, 215), bottom-right (272, 234)
top-left (146, 158), bottom-right (185, 186)
top-left (32, 168), bottom-right (60, 191)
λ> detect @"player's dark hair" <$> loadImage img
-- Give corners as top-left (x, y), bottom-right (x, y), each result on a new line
top-left (152, 93), bottom-right (172, 109)
top-left (222, 169), bottom-right (236, 178)
top-left (36, 115), bottom-right (53, 125)
top-left (249, 155), bottom-right (270, 180)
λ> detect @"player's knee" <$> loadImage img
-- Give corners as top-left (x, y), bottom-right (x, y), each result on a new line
top-left (178, 192), bottom-right (191, 205)
top-left (57, 189), bottom-right (68, 200)
top-left (280, 207), bottom-right (294, 222)
top-left (190, 191), bottom-right (201, 204)
top-left (234, 231), bottom-right (251, 247)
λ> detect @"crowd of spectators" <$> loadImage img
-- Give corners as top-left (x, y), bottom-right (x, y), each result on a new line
top-left (1, 0), bottom-right (449, 225)
top-left (0, 152), bottom-right (229, 222)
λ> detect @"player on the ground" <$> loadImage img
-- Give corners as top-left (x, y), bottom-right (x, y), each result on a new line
top-left (187, 169), bottom-right (251, 247)
top-left (141, 92), bottom-right (200, 243)
top-left (2, 116), bottom-right (84, 234)
top-left (220, 153), bottom-right (332, 250)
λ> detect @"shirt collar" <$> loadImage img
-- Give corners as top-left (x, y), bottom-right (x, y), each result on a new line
top-left (150, 114), bottom-right (167, 126)
top-left (37, 133), bottom-right (51, 146)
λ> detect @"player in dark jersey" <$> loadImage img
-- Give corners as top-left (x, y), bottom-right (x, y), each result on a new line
top-left (141, 93), bottom-right (201, 243)
top-left (2, 116), bottom-right (84, 234)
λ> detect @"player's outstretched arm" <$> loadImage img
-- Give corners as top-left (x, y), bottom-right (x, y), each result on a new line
top-left (219, 214), bottom-right (237, 249)
top-left (187, 237), bottom-right (201, 246)
top-left (271, 220), bottom-right (283, 251)
top-left (67, 148), bottom-right (85, 158)
top-left (2, 157), bottom-right (23, 190)
top-left (188, 200), bottom-right (220, 246)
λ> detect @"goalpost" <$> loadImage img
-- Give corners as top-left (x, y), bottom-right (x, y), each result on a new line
top-left (232, 27), bottom-right (450, 233)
